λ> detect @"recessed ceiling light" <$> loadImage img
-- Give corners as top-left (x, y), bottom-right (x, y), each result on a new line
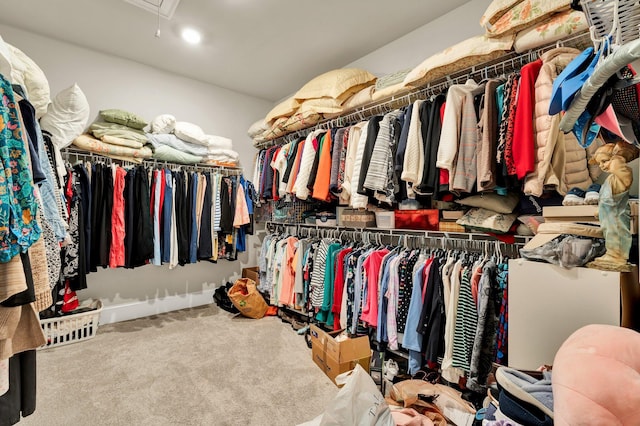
top-left (181, 28), bottom-right (201, 45)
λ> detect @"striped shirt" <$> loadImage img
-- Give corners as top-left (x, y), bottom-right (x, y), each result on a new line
top-left (310, 239), bottom-right (330, 307)
top-left (452, 266), bottom-right (478, 372)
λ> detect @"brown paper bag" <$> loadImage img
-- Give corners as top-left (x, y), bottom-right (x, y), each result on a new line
top-left (228, 278), bottom-right (268, 319)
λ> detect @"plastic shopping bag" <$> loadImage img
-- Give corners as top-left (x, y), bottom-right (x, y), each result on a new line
top-left (227, 278), bottom-right (268, 319)
top-left (298, 364), bottom-right (394, 426)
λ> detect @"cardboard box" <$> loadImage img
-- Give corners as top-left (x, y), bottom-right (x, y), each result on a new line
top-left (309, 324), bottom-right (371, 386)
top-left (508, 260), bottom-right (640, 370)
top-left (241, 267), bottom-right (260, 286)
top-left (441, 210), bottom-right (464, 220)
top-left (542, 205), bottom-right (598, 222)
top-left (438, 221), bottom-right (466, 233)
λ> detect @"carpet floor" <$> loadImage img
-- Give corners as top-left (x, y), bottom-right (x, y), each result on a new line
top-left (20, 305), bottom-right (337, 426)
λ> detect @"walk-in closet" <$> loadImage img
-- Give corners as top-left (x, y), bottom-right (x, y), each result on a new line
top-left (1, 0), bottom-right (639, 425)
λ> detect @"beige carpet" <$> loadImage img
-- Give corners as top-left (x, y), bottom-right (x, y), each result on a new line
top-left (21, 305), bottom-right (337, 426)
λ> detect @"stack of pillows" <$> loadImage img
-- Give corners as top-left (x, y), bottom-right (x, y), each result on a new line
top-left (72, 110), bottom-right (239, 166)
top-left (248, 1), bottom-right (589, 146)
top-left (146, 115), bottom-right (238, 166)
top-left (455, 192), bottom-right (523, 235)
top-left (74, 109), bottom-right (153, 164)
top-left (248, 68), bottom-right (377, 146)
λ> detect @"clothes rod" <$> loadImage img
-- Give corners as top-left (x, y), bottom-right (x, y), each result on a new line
top-left (256, 31), bottom-right (592, 150)
top-left (264, 220), bottom-right (531, 246)
top-left (61, 147), bottom-right (243, 175)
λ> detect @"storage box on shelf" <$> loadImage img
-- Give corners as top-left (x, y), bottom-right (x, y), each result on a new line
top-left (340, 209), bottom-right (376, 228)
top-left (394, 209), bottom-right (439, 231)
top-left (40, 300), bottom-right (103, 349)
top-left (374, 211), bottom-right (395, 229)
top-left (542, 205), bottom-right (599, 223)
top-left (508, 260), bottom-right (640, 370)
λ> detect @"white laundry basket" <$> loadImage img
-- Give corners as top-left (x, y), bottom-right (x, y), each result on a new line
top-left (581, 0), bottom-right (640, 46)
top-left (374, 211), bottom-right (395, 229)
top-left (39, 300), bottom-right (103, 349)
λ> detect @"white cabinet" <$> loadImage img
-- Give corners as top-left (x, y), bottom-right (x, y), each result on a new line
top-left (508, 259), bottom-right (640, 370)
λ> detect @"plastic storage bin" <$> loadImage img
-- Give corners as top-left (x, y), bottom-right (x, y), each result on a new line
top-left (39, 300), bottom-right (103, 349)
top-left (394, 209), bottom-right (439, 231)
top-left (374, 211), bottom-right (395, 229)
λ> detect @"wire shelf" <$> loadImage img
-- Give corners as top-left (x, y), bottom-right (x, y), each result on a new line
top-left (255, 31), bottom-right (593, 150)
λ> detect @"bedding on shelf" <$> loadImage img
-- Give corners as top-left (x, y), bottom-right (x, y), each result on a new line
top-left (402, 33), bottom-right (515, 89)
top-left (151, 144), bottom-right (203, 164)
top-left (484, 0), bottom-right (573, 37)
top-left (147, 133), bottom-right (210, 157)
top-left (90, 121), bottom-right (148, 144)
top-left (372, 83), bottom-right (412, 102)
top-left (294, 68), bottom-right (377, 101)
top-left (513, 9), bottom-right (588, 53)
top-left (247, 118), bottom-right (269, 139)
top-left (341, 86), bottom-right (375, 111)
top-left (100, 134), bottom-right (144, 149)
top-left (265, 96), bottom-right (301, 125)
top-left (40, 83), bottom-right (91, 149)
top-left (100, 108), bottom-right (148, 130)
top-left (375, 69), bottom-right (411, 91)
top-left (72, 133), bottom-right (153, 159)
top-left (1, 37), bottom-right (51, 119)
top-left (150, 113), bottom-right (176, 134)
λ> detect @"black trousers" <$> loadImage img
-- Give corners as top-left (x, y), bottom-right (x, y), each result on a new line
top-left (0, 350), bottom-right (37, 426)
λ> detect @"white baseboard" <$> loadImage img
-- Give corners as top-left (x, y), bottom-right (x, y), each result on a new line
top-left (98, 290), bottom-right (216, 325)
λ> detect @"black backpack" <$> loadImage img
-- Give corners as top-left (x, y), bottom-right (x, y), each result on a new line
top-left (213, 282), bottom-right (239, 314)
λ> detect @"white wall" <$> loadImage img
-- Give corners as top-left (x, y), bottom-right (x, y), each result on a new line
top-left (0, 24), bottom-right (271, 323)
top-left (347, 0), bottom-right (492, 76)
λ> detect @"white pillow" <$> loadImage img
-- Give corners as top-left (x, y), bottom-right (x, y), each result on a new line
top-left (203, 135), bottom-right (233, 150)
top-left (0, 37), bottom-right (13, 82)
top-left (150, 114), bottom-right (176, 134)
top-left (247, 119), bottom-right (269, 138)
top-left (40, 83), bottom-right (90, 149)
top-left (7, 43), bottom-right (50, 119)
top-left (174, 121), bottom-right (207, 145)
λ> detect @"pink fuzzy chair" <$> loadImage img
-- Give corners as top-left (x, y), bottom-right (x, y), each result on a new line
top-left (552, 324), bottom-right (640, 425)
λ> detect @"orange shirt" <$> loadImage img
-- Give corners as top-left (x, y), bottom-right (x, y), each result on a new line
top-left (313, 130), bottom-right (333, 202)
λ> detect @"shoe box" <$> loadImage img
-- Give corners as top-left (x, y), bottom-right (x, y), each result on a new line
top-left (542, 205), bottom-right (599, 223)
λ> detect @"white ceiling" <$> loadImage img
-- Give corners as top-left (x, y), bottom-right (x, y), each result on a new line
top-left (0, 0), bottom-right (471, 102)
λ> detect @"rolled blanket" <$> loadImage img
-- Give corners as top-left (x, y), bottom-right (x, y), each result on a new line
top-left (73, 133), bottom-right (152, 159)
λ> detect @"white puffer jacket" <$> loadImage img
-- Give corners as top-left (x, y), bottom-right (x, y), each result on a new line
top-left (525, 48), bottom-right (593, 196)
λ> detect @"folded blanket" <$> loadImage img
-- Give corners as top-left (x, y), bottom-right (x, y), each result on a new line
top-left (90, 121), bottom-right (148, 144)
top-left (100, 134), bottom-right (144, 149)
top-left (206, 148), bottom-right (239, 160)
top-left (152, 145), bottom-right (202, 165)
top-left (204, 135), bottom-right (233, 150)
top-left (73, 134), bottom-right (153, 159)
top-left (146, 133), bottom-right (209, 157)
